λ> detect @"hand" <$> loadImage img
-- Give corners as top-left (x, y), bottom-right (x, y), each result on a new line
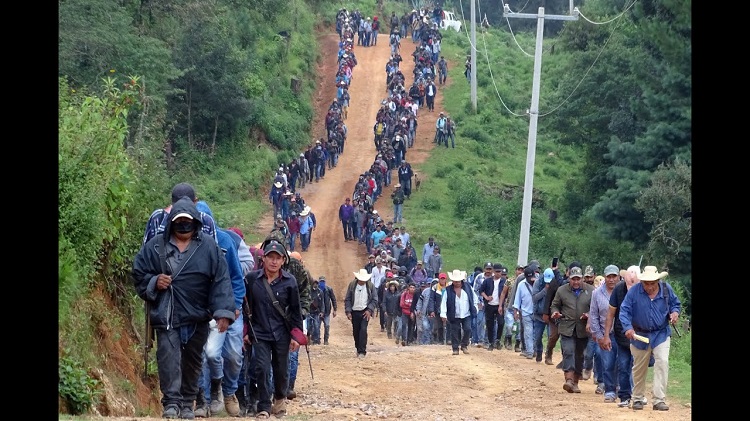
top-left (551, 311), bottom-right (562, 320)
top-left (624, 328), bottom-right (635, 340)
top-left (216, 318), bottom-right (230, 333)
top-left (235, 309), bottom-right (241, 319)
top-left (441, 317), bottom-right (446, 322)
top-left (429, 312), bottom-right (435, 318)
top-left (319, 312), bottom-right (324, 318)
top-left (580, 313), bottom-right (588, 320)
top-left (333, 310), bottom-right (337, 318)
top-left (599, 336), bottom-right (611, 351)
top-left (542, 314), bottom-right (550, 323)
top-left (363, 310), bottom-right (372, 321)
top-left (498, 306), bottom-right (503, 315)
top-left (347, 313), bottom-right (352, 321)
top-left (156, 274), bottom-right (172, 290)
top-left (289, 338), bottom-right (300, 352)
top-left (514, 313), bottom-right (520, 321)
top-left (669, 311), bottom-right (679, 324)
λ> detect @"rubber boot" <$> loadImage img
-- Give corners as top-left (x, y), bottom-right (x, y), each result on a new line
top-left (287, 379), bottom-right (297, 400)
top-left (504, 335), bottom-right (512, 350)
top-left (514, 339), bottom-right (521, 352)
top-left (563, 371), bottom-right (575, 393)
top-left (571, 373), bottom-right (582, 393)
top-left (209, 378), bottom-right (224, 414)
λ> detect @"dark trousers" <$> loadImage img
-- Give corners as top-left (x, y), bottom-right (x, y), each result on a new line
top-left (253, 337), bottom-right (290, 414)
top-left (484, 304), bottom-right (501, 344)
top-left (426, 95), bottom-right (435, 110)
top-left (379, 306), bottom-right (386, 329)
top-left (560, 334), bottom-right (589, 375)
top-left (341, 219), bottom-right (353, 240)
top-left (351, 310), bottom-right (370, 355)
top-left (616, 341), bottom-right (634, 401)
top-left (449, 316), bottom-right (472, 350)
top-left (156, 322), bottom-right (209, 409)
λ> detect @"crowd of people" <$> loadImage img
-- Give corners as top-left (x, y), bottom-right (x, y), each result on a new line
top-left (130, 6), bottom-right (683, 421)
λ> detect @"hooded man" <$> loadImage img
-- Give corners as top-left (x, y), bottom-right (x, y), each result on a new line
top-left (132, 197), bottom-right (235, 419)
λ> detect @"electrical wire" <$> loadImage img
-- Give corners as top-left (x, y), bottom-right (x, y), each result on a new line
top-left (578, 0), bottom-right (639, 25)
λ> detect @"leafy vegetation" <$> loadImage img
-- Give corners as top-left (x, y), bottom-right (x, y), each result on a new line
top-left (59, 353), bottom-right (101, 415)
top-left (58, 0), bottom-right (690, 414)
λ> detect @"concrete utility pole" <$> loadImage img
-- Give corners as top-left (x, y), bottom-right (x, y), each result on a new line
top-left (470, 0), bottom-right (477, 111)
top-left (504, 4), bottom-right (579, 267)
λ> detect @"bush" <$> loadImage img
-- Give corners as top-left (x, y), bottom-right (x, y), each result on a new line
top-left (59, 354), bottom-right (101, 415)
top-left (420, 197), bottom-right (442, 211)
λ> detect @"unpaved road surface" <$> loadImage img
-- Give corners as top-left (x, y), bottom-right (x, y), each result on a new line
top-left (100, 30), bottom-right (691, 421)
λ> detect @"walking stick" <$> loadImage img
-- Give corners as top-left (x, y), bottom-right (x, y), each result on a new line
top-left (305, 344), bottom-right (314, 382)
top-left (671, 322), bottom-right (682, 338)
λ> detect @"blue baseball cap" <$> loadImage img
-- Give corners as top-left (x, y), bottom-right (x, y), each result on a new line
top-left (543, 268), bottom-right (554, 283)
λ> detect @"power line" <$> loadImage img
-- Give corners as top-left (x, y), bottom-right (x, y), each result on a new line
top-left (578, 0), bottom-right (639, 25)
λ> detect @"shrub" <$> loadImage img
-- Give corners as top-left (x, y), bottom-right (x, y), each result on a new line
top-left (59, 354), bottom-right (101, 415)
top-left (420, 197), bottom-right (442, 211)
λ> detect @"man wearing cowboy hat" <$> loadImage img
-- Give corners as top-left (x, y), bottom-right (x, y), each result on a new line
top-left (344, 269), bottom-right (379, 358)
top-left (440, 270), bottom-right (477, 355)
top-left (618, 266), bottom-right (681, 411)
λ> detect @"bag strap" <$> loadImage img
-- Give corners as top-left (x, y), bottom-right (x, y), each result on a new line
top-left (261, 277), bottom-right (291, 331)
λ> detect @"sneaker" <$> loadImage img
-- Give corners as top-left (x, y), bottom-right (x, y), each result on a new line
top-left (271, 398), bottom-right (287, 417)
top-left (162, 404), bottom-right (180, 419)
top-left (487, 345), bottom-right (494, 351)
top-left (595, 383), bottom-right (605, 394)
top-left (582, 369), bottom-right (592, 380)
top-left (632, 400), bottom-right (644, 410)
top-left (452, 349), bottom-right (459, 355)
top-left (357, 353), bottom-right (366, 358)
top-left (604, 394), bottom-right (616, 403)
top-left (224, 394), bottom-right (240, 417)
top-left (180, 406), bottom-right (195, 419)
top-left (617, 399), bottom-right (631, 408)
top-left (461, 346), bottom-right (469, 354)
top-left (653, 402), bottom-right (669, 411)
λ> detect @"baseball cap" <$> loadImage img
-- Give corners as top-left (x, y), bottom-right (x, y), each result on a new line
top-left (569, 267), bottom-right (583, 279)
top-left (603, 265), bottom-right (619, 276)
top-left (584, 265), bottom-right (595, 277)
top-left (543, 268), bottom-right (554, 283)
top-left (523, 267), bottom-right (536, 279)
top-left (171, 183), bottom-right (196, 203)
top-left (484, 262), bottom-right (493, 269)
top-left (438, 273), bottom-right (447, 279)
top-left (170, 212), bottom-right (193, 222)
top-left (263, 241), bottom-right (285, 256)
top-left (492, 263), bottom-right (503, 271)
top-left (417, 260), bottom-right (423, 265)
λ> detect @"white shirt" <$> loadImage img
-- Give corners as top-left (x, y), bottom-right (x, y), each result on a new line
top-left (352, 283), bottom-right (369, 311)
top-left (371, 265), bottom-right (386, 289)
top-left (489, 278), bottom-right (502, 305)
top-left (441, 286), bottom-right (472, 319)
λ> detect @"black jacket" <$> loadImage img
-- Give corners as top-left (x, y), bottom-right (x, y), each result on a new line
top-left (132, 197), bottom-right (235, 329)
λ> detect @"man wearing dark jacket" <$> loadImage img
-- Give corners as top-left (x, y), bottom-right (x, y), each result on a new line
top-left (132, 196), bottom-right (235, 419)
top-left (318, 276), bottom-right (338, 345)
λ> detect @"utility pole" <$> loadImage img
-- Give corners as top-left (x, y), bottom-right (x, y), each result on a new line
top-left (504, 4), bottom-right (579, 267)
top-left (470, 0), bottom-right (477, 111)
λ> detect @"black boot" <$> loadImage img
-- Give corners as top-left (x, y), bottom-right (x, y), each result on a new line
top-left (505, 335), bottom-right (512, 350)
top-left (209, 378), bottom-right (223, 414)
top-left (514, 340), bottom-right (521, 352)
top-left (194, 387), bottom-right (209, 418)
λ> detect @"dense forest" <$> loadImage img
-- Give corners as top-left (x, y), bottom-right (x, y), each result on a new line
top-left (58, 0), bottom-right (690, 415)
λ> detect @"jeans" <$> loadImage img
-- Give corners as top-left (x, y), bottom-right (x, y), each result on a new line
top-left (300, 232), bottom-right (311, 251)
top-left (385, 313), bottom-right (399, 336)
top-left (373, 29), bottom-right (378, 45)
top-left (156, 323), bottom-right (209, 409)
top-left (253, 337), bottom-right (290, 414)
top-left (599, 333), bottom-right (618, 396)
top-left (201, 315), bottom-right (244, 400)
top-left (288, 232), bottom-right (297, 251)
top-left (315, 163), bottom-right (322, 181)
top-left (449, 317), bottom-right (472, 350)
top-left (420, 314), bottom-right (433, 344)
top-left (615, 341), bottom-right (634, 402)
top-left (341, 220), bottom-right (352, 240)
top-left (393, 203), bottom-right (403, 223)
top-left (532, 317), bottom-right (548, 358)
top-left (584, 336), bottom-right (603, 382)
top-left (560, 335), bottom-right (589, 375)
top-left (474, 308), bottom-right (487, 345)
top-left (349, 221), bottom-right (359, 241)
top-left (519, 314), bottom-right (535, 357)
top-left (287, 349), bottom-right (298, 391)
top-left (400, 314), bottom-right (414, 342)
top-left (307, 313), bottom-right (321, 344)
top-left (320, 314), bottom-right (331, 342)
top-left (504, 309), bottom-right (519, 341)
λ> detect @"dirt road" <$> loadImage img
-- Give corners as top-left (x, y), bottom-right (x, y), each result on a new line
top-left (104, 30), bottom-right (690, 421)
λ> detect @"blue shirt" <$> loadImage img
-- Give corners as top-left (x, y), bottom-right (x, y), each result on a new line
top-left (371, 229), bottom-right (386, 246)
top-left (619, 282), bottom-right (681, 350)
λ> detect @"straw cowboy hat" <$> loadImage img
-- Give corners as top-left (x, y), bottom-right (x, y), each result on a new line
top-left (638, 266), bottom-right (668, 282)
top-left (353, 269), bottom-right (373, 281)
top-left (447, 269), bottom-right (466, 282)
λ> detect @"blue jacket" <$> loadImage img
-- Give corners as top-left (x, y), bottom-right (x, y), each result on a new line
top-left (195, 201), bottom-right (247, 311)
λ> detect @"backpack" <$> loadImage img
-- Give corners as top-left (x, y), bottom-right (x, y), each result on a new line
top-left (375, 122), bottom-right (385, 135)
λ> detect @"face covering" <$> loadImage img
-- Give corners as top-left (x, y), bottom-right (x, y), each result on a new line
top-left (319, 280), bottom-right (326, 291)
top-left (173, 221), bottom-right (196, 234)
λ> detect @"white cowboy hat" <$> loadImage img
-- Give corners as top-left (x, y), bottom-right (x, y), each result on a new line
top-left (299, 208), bottom-right (309, 216)
top-left (638, 266), bottom-right (668, 282)
top-left (353, 269), bottom-right (372, 281)
top-left (273, 181), bottom-right (282, 188)
top-left (447, 269), bottom-right (466, 282)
